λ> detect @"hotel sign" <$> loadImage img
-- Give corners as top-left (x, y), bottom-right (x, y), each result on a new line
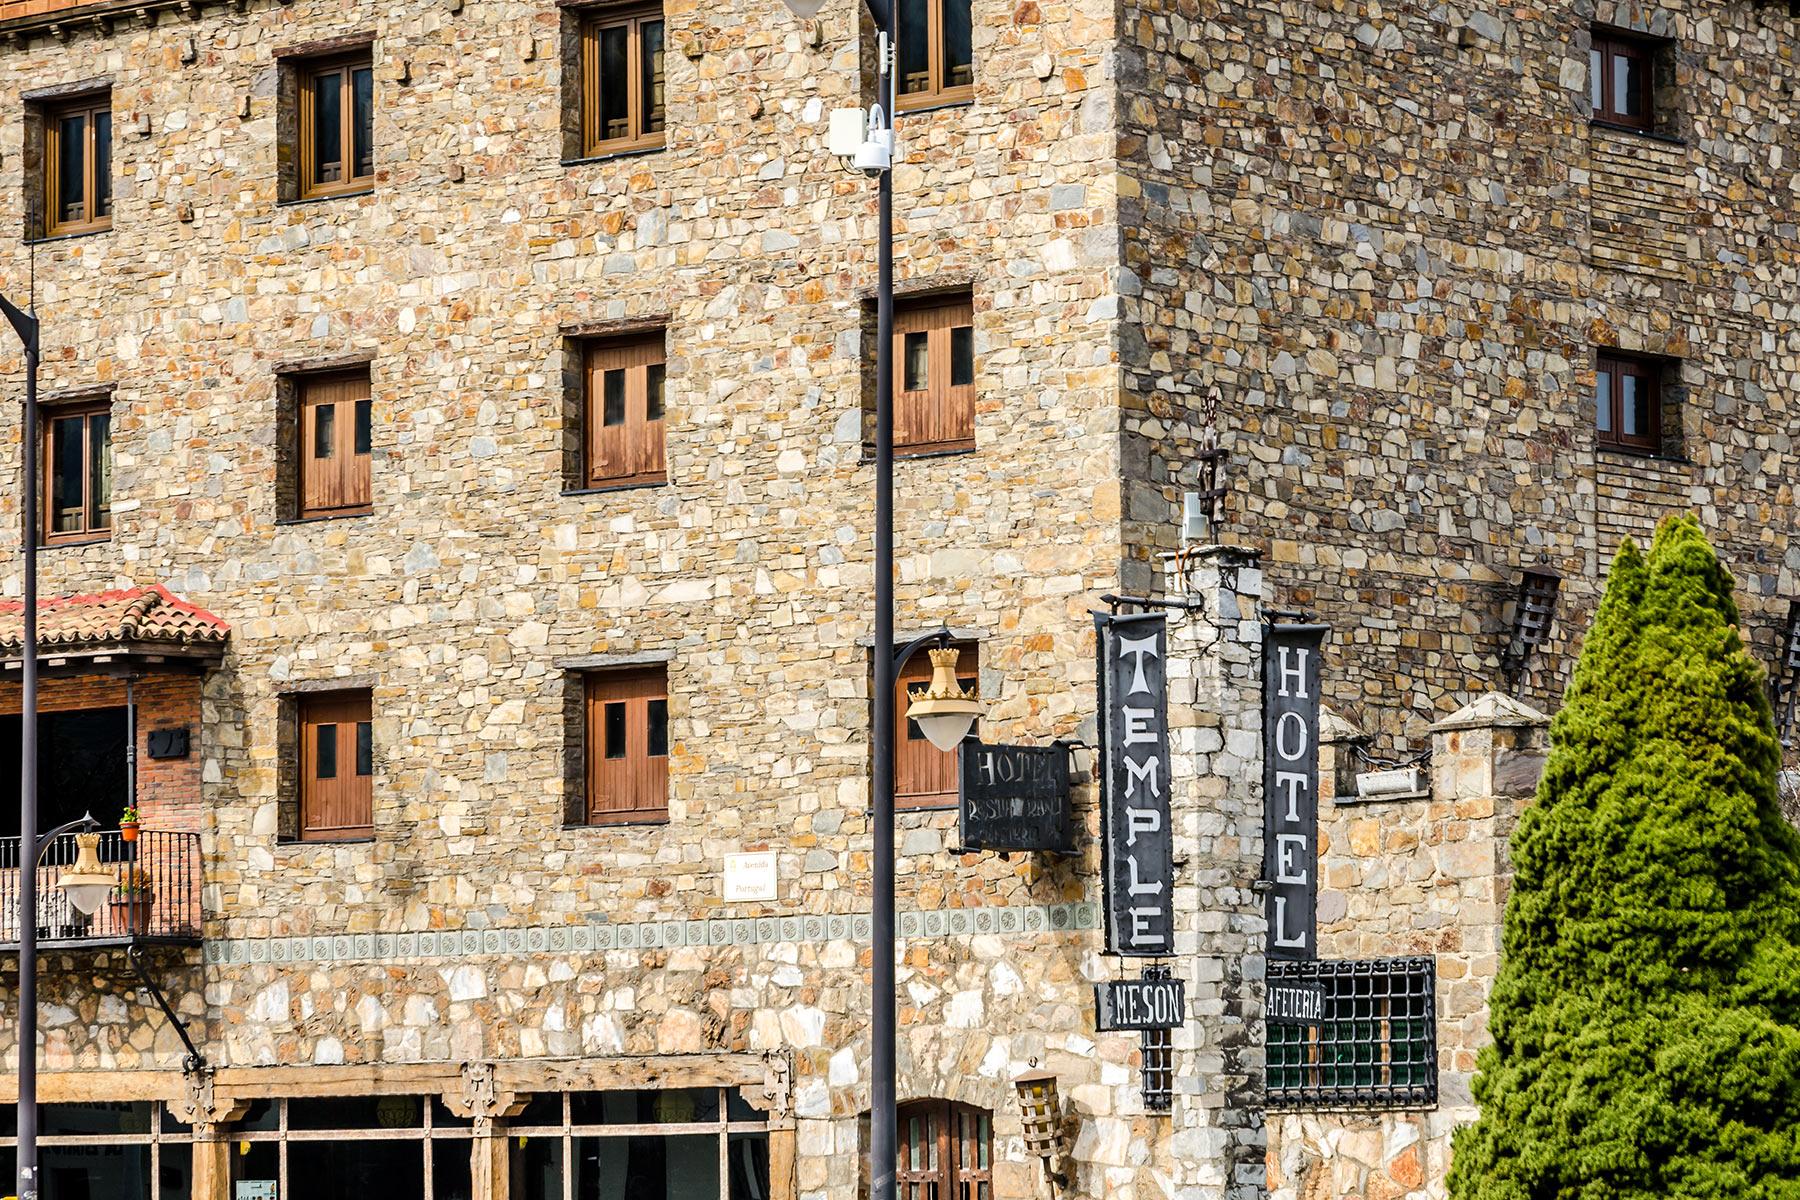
top-left (1095, 611), bottom-right (1175, 957)
top-left (957, 741), bottom-right (1075, 854)
top-left (1263, 622), bottom-right (1327, 959)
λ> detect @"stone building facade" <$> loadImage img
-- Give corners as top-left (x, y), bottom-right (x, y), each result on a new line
top-left (0, 0), bottom-right (1794, 1197)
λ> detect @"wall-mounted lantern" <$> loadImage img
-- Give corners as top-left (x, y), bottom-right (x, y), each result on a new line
top-left (1773, 600), bottom-right (1800, 744)
top-left (1501, 565), bottom-right (1562, 690)
top-left (1013, 1067), bottom-right (1067, 1189)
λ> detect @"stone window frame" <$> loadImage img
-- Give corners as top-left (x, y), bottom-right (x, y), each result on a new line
top-left (20, 77), bottom-right (114, 241)
top-left (893, 640), bottom-right (978, 810)
top-left (858, 278), bottom-right (980, 459)
top-left (558, 0), bottom-right (669, 163)
top-left (1585, 23), bottom-right (1680, 140)
top-left (895, 1099), bottom-right (992, 1198)
top-left (273, 353), bottom-right (378, 524)
top-left (275, 675), bottom-right (379, 845)
top-left (894, 0), bottom-right (974, 112)
top-left (274, 34), bottom-right (378, 204)
top-left (40, 386), bottom-right (114, 544)
top-left (1593, 347), bottom-right (1683, 460)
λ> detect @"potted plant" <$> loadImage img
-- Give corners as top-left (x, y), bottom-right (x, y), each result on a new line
top-left (109, 872), bottom-right (155, 936)
top-left (118, 805), bottom-right (141, 843)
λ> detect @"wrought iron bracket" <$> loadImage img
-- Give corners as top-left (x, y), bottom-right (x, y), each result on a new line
top-left (891, 626), bottom-right (954, 674)
top-left (30, 813), bottom-right (98, 869)
top-left (127, 943), bottom-right (206, 1075)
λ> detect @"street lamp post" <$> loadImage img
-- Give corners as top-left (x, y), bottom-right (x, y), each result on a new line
top-left (764, 8), bottom-right (980, 1198)
top-left (0, 290), bottom-right (45, 1200)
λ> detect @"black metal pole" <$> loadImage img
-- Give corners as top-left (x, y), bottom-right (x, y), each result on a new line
top-left (13, 304), bottom-right (40, 1200)
top-left (867, 18), bottom-right (897, 1199)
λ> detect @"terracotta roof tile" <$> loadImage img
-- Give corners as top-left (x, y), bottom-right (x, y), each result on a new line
top-left (0, 585), bottom-right (230, 657)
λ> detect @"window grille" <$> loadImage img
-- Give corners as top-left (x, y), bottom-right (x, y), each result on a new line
top-left (1140, 964), bottom-right (1174, 1113)
top-left (1266, 957), bottom-right (1437, 1111)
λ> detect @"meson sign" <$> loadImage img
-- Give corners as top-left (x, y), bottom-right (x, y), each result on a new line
top-left (1263, 623), bottom-right (1327, 959)
top-left (1094, 611), bottom-right (1175, 957)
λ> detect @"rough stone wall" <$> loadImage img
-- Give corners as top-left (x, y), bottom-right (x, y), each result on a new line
top-left (1265, 695), bottom-right (1549, 1199)
top-left (1117, 0), bottom-right (1800, 749)
top-left (0, 0), bottom-right (1142, 1192)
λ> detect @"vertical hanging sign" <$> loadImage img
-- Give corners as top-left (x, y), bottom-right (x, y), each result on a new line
top-left (1263, 622), bottom-right (1327, 959)
top-left (1095, 611), bottom-right (1175, 957)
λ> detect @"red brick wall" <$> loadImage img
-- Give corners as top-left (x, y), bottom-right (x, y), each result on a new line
top-left (0, 673), bottom-right (203, 834)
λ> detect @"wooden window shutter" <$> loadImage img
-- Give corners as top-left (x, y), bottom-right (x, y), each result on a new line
top-left (300, 692), bottom-right (374, 840)
top-left (584, 335), bottom-right (668, 488)
top-left (298, 370), bottom-right (373, 517)
top-left (585, 667), bottom-right (670, 823)
top-left (892, 297), bottom-right (975, 456)
top-left (894, 643), bottom-right (976, 809)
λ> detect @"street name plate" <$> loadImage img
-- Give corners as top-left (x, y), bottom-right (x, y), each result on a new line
top-left (1265, 980), bottom-right (1325, 1025)
top-left (957, 741), bottom-right (1074, 853)
top-left (723, 850), bottom-right (778, 902)
top-left (1094, 977), bottom-right (1186, 1032)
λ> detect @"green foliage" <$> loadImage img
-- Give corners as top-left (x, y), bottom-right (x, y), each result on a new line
top-left (1450, 516), bottom-right (1800, 1200)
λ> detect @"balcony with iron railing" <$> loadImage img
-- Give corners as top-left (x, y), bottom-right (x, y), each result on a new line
top-left (0, 829), bottom-right (202, 949)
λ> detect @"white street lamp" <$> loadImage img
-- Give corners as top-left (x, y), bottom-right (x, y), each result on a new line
top-left (55, 832), bottom-right (116, 917)
top-left (905, 647), bottom-right (981, 751)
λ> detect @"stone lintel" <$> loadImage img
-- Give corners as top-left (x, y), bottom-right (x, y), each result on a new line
top-left (271, 30), bottom-right (377, 60)
top-left (21, 73), bottom-right (109, 101)
top-left (276, 672), bottom-right (379, 694)
top-left (553, 648), bottom-right (675, 671)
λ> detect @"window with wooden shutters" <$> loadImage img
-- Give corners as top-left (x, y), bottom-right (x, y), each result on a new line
top-left (895, 0), bottom-right (973, 111)
top-left (42, 398), bottom-right (112, 542)
top-left (299, 692), bottom-right (374, 841)
top-left (1589, 28), bottom-right (1657, 132)
top-left (895, 643), bottom-right (976, 809)
top-left (583, 335), bottom-right (668, 488)
top-left (896, 1101), bottom-right (991, 1200)
top-left (298, 51), bottom-right (375, 199)
top-left (584, 667), bottom-right (669, 824)
top-left (580, 5), bottom-right (667, 157)
top-left (1594, 351), bottom-right (1664, 454)
top-left (297, 369), bottom-right (373, 517)
top-left (42, 94), bottom-right (112, 237)
top-left (893, 296), bottom-right (975, 456)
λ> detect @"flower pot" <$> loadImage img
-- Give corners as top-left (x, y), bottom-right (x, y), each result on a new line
top-left (119, 821), bottom-right (139, 843)
top-left (109, 895), bottom-right (154, 936)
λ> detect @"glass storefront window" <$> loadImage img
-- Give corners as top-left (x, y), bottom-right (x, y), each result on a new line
top-left (511, 1088), bottom-right (769, 1200)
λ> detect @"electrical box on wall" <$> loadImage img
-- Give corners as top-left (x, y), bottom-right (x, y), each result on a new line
top-left (147, 728), bottom-right (190, 760)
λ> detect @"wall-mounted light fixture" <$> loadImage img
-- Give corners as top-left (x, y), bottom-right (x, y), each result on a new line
top-left (1773, 600), bottom-right (1800, 744)
top-left (1501, 565), bottom-right (1562, 690)
top-left (1013, 1066), bottom-right (1068, 1189)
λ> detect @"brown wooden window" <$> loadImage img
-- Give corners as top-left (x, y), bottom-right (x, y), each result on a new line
top-left (43, 95), bottom-right (112, 237)
top-left (580, 6), bottom-right (667, 156)
top-left (298, 52), bottom-right (375, 199)
top-left (895, 643), bottom-right (976, 809)
top-left (42, 398), bottom-right (111, 542)
top-left (585, 667), bottom-right (669, 823)
top-left (893, 295), bottom-right (975, 456)
top-left (1594, 351), bottom-right (1662, 453)
top-left (299, 692), bottom-right (374, 841)
top-left (1590, 29), bottom-right (1655, 131)
top-left (297, 369), bottom-right (373, 518)
top-left (583, 335), bottom-right (667, 488)
top-left (896, 0), bottom-right (973, 111)
top-left (897, 1101), bottom-right (991, 1200)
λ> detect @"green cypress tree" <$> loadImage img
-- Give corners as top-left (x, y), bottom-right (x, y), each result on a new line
top-left (1449, 516), bottom-right (1800, 1200)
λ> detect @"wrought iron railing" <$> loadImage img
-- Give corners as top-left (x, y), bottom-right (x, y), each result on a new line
top-left (0, 829), bottom-right (202, 946)
top-left (1266, 956), bottom-right (1438, 1111)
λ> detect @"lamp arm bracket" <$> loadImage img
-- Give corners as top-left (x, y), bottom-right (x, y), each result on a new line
top-left (890, 626), bottom-right (954, 674)
top-left (128, 944), bottom-right (208, 1076)
top-left (31, 812), bottom-right (100, 867)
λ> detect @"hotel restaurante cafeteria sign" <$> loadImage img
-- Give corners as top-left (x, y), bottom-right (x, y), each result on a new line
top-left (1094, 611), bottom-right (1175, 957)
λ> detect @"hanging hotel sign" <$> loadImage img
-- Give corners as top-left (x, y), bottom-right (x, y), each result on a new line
top-left (957, 741), bottom-right (1075, 854)
top-left (1263, 622), bottom-right (1328, 960)
top-left (1094, 976), bottom-right (1186, 1032)
top-left (1095, 610), bottom-right (1175, 957)
top-left (1265, 980), bottom-right (1325, 1025)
